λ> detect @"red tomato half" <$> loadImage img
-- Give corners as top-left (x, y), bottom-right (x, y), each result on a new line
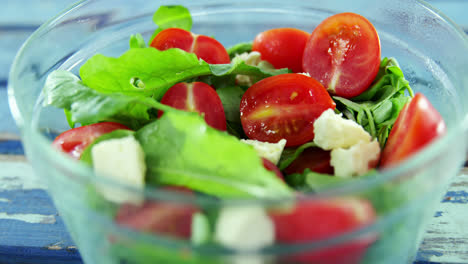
top-left (380, 93), bottom-right (446, 167)
top-left (270, 198), bottom-right (377, 264)
top-left (116, 198), bottom-right (198, 239)
top-left (52, 122), bottom-right (130, 159)
top-left (158, 82), bottom-right (227, 131)
top-left (302, 13), bottom-right (381, 98)
top-left (240, 74), bottom-right (335, 147)
top-left (150, 28), bottom-right (230, 64)
top-left (284, 147), bottom-right (333, 175)
top-left (252, 28), bottom-right (310, 73)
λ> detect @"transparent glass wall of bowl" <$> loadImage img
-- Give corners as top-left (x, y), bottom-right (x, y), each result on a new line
top-left (7, 0), bottom-right (468, 264)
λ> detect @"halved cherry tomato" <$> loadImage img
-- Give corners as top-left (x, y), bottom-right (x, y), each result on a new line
top-left (302, 12), bottom-right (381, 98)
top-left (150, 28), bottom-right (230, 64)
top-left (52, 122), bottom-right (130, 159)
top-left (284, 147), bottom-right (333, 175)
top-left (262, 158), bottom-right (284, 181)
top-left (158, 82), bottom-right (227, 131)
top-left (270, 198), bottom-right (377, 264)
top-left (380, 93), bottom-right (446, 167)
top-left (240, 74), bottom-right (335, 147)
top-left (252, 28), bottom-right (309, 73)
top-left (115, 188), bottom-right (198, 239)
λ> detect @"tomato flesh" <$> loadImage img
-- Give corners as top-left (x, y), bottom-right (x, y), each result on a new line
top-left (52, 122), bottom-right (130, 159)
top-left (270, 198), bottom-right (377, 264)
top-left (116, 194), bottom-right (197, 239)
top-left (158, 82), bottom-right (227, 131)
top-left (302, 12), bottom-right (381, 98)
top-left (252, 28), bottom-right (309, 73)
top-left (150, 28), bottom-right (230, 64)
top-left (240, 74), bottom-right (335, 147)
top-left (284, 147), bottom-right (333, 175)
top-left (380, 93), bottom-right (446, 167)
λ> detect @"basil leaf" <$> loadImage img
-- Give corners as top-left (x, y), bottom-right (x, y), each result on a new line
top-left (130, 33), bottom-right (147, 49)
top-left (227, 42), bottom-right (253, 59)
top-left (80, 129), bottom-right (135, 165)
top-left (43, 70), bottom-right (170, 129)
top-left (149, 5), bottom-right (192, 44)
top-left (136, 111), bottom-right (293, 199)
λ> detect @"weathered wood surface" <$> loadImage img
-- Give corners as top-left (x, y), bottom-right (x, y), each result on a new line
top-left (1, 0), bottom-right (467, 263)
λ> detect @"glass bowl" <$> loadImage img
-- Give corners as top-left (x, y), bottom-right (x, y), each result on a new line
top-left (8, 0), bottom-right (468, 263)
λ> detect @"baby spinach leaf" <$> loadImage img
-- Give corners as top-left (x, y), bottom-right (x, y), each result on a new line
top-left (226, 42), bottom-right (253, 59)
top-left (43, 70), bottom-right (171, 129)
top-left (216, 85), bottom-right (245, 137)
top-left (333, 58), bottom-right (414, 148)
top-left (136, 111), bottom-right (293, 199)
top-left (129, 33), bottom-right (147, 49)
top-left (149, 5), bottom-right (192, 44)
top-left (80, 48), bottom-right (212, 98)
top-left (80, 48), bottom-right (287, 101)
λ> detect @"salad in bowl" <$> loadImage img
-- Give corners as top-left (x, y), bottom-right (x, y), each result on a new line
top-left (8, 1), bottom-right (468, 264)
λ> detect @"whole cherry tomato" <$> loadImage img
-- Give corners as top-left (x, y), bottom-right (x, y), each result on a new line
top-left (302, 12), bottom-right (381, 98)
top-left (150, 28), bottom-right (230, 64)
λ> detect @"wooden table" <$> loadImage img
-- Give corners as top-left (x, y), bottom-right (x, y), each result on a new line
top-left (1, 1), bottom-right (467, 263)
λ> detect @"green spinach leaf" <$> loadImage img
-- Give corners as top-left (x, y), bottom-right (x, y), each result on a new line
top-left (43, 70), bottom-right (171, 129)
top-left (130, 33), bottom-right (147, 49)
top-left (80, 48), bottom-right (287, 101)
top-left (149, 5), bottom-right (192, 44)
top-left (226, 42), bottom-right (253, 59)
top-left (216, 85), bottom-right (246, 138)
top-left (135, 110), bottom-right (293, 199)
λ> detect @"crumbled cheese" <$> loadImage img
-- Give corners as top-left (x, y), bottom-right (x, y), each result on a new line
top-left (313, 109), bottom-right (372, 150)
top-left (241, 139), bottom-right (287, 165)
top-left (92, 136), bottom-right (146, 204)
top-left (214, 206), bottom-right (275, 251)
top-left (330, 139), bottom-right (381, 178)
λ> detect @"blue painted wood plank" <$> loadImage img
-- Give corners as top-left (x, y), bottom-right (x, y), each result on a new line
top-left (0, 140), bottom-right (24, 155)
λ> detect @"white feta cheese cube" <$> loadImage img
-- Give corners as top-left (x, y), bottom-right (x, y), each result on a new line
top-left (241, 139), bottom-right (287, 165)
top-left (214, 206), bottom-right (275, 251)
top-left (330, 139), bottom-right (381, 178)
top-left (91, 136), bottom-right (146, 204)
top-left (313, 109), bottom-right (372, 150)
